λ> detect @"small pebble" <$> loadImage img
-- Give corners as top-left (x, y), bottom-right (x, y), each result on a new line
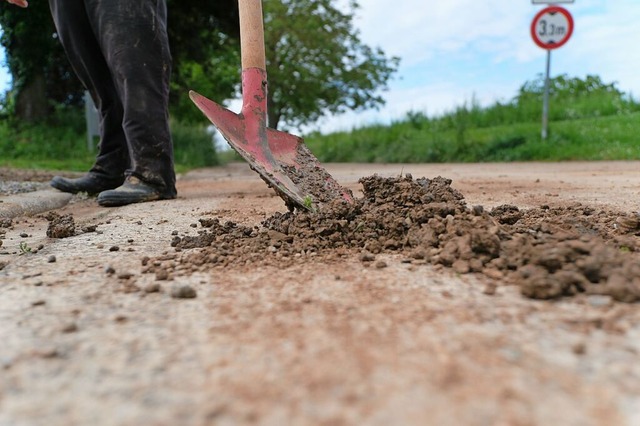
top-left (144, 283), bottom-right (161, 293)
top-left (61, 322), bottom-right (78, 333)
top-left (572, 342), bottom-right (587, 355)
top-left (375, 260), bottom-right (388, 269)
top-left (34, 346), bottom-right (59, 359)
top-left (360, 252), bottom-right (375, 262)
top-left (472, 205), bottom-right (484, 215)
top-left (117, 272), bottom-right (134, 280)
top-left (171, 285), bottom-right (197, 299)
top-left (587, 295), bottom-right (613, 308)
top-left (483, 284), bottom-right (497, 296)
top-left (155, 270), bottom-right (169, 281)
top-left (47, 255), bottom-right (56, 263)
top-left (109, 246), bottom-right (120, 252)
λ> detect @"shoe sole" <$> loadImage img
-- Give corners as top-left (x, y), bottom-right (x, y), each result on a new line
top-left (50, 177), bottom-right (122, 196)
top-left (96, 192), bottom-right (174, 207)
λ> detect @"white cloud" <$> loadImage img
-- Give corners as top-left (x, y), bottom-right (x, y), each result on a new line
top-left (313, 0), bottom-right (640, 134)
top-left (356, 0), bottom-right (532, 65)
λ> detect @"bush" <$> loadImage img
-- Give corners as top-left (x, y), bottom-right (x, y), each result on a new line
top-left (171, 120), bottom-right (219, 169)
top-left (0, 106), bottom-right (219, 171)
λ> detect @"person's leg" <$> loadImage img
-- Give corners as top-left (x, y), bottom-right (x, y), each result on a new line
top-left (88, 0), bottom-right (176, 201)
top-left (48, 0), bottom-right (129, 191)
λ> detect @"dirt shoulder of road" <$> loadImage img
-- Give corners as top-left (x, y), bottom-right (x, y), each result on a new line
top-left (1, 161), bottom-right (639, 426)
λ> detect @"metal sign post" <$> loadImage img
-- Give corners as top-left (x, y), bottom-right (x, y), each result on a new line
top-left (530, 5), bottom-right (574, 140)
top-left (542, 50), bottom-right (551, 140)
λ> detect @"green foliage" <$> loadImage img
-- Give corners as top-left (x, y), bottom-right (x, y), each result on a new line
top-left (0, 0), bottom-right (240, 121)
top-left (0, 107), bottom-right (219, 171)
top-left (19, 241), bottom-right (32, 255)
top-left (166, 0), bottom-right (240, 122)
top-left (263, 0), bottom-right (400, 130)
top-left (514, 74), bottom-right (638, 122)
top-left (2, 0), bottom-right (398, 135)
top-left (0, 106), bottom-right (91, 169)
top-left (0, 3), bottom-right (86, 108)
top-left (170, 120), bottom-right (219, 168)
top-left (170, 39), bottom-right (240, 123)
top-left (305, 75), bottom-right (640, 163)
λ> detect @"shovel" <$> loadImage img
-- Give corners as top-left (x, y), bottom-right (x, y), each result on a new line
top-left (189, 0), bottom-right (353, 212)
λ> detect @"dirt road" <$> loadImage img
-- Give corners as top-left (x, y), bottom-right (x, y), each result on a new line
top-left (1, 161), bottom-right (639, 426)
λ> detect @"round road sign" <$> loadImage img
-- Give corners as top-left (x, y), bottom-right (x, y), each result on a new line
top-left (531, 6), bottom-right (574, 50)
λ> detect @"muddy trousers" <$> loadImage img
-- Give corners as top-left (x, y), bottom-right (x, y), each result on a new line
top-left (48, 0), bottom-right (176, 197)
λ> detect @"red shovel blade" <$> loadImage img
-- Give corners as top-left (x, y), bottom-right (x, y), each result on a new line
top-left (189, 72), bottom-right (353, 211)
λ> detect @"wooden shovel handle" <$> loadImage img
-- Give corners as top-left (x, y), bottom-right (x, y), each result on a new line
top-left (239, 0), bottom-right (266, 70)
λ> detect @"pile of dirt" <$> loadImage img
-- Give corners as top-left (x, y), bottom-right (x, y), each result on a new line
top-left (143, 174), bottom-right (640, 302)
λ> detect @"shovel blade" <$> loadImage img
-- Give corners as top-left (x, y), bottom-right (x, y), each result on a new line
top-left (189, 91), bottom-right (353, 211)
top-left (189, 90), bottom-right (353, 211)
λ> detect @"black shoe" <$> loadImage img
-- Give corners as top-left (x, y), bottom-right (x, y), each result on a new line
top-left (50, 173), bottom-right (124, 195)
top-left (97, 176), bottom-right (174, 207)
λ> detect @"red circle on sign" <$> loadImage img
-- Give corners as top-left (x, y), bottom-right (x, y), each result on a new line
top-left (531, 6), bottom-right (574, 50)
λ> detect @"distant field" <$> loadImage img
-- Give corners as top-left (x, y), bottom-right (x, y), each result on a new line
top-left (1, 75), bottom-right (639, 170)
top-left (305, 112), bottom-right (640, 163)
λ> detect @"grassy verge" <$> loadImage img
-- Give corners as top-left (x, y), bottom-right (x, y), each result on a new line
top-left (2, 74), bottom-right (639, 170)
top-left (303, 75), bottom-right (640, 163)
top-left (305, 110), bottom-right (640, 163)
top-left (0, 108), bottom-right (219, 173)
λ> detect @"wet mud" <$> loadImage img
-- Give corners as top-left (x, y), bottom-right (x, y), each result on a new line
top-left (146, 174), bottom-right (640, 302)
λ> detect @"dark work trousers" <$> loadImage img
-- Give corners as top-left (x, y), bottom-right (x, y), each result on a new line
top-left (48, 0), bottom-right (176, 197)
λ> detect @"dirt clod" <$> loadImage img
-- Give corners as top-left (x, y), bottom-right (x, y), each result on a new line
top-left (44, 212), bottom-right (75, 238)
top-left (61, 322), bottom-right (78, 333)
top-left (170, 285), bottom-right (197, 299)
top-left (144, 283), bottom-right (162, 293)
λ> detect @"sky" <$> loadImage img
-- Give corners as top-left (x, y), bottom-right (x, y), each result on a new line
top-left (1, 0), bottom-right (639, 135)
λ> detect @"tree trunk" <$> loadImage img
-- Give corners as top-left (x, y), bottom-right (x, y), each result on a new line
top-left (15, 74), bottom-right (50, 121)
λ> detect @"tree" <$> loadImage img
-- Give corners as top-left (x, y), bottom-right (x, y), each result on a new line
top-left (2, 0), bottom-right (399, 130)
top-left (0, 0), bottom-right (240, 121)
top-left (516, 74), bottom-right (625, 103)
top-left (166, 0), bottom-right (241, 122)
top-left (0, 2), bottom-right (78, 120)
top-left (262, 0), bottom-right (399, 130)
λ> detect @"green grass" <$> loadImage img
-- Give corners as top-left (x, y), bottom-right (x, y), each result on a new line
top-left (0, 107), bottom-right (220, 172)
top-left (304, 97), bottom-right (640, 164)
top-left (1, 75), bottom-right (639, 171)
top-left (303, 75), bottom-right (640, 163)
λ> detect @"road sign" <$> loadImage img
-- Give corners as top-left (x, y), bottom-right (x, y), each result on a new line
top-left (531, 6), bottom-right (574, 50)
